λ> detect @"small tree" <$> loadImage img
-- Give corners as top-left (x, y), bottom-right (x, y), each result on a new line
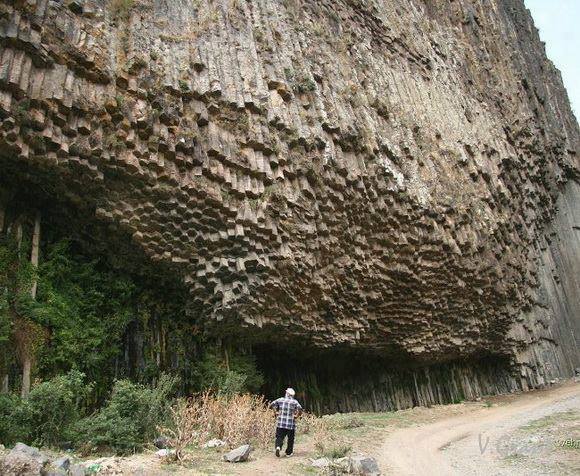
top-left (0, 214), bottom-right (47, 398)
top-left (14, 315), bottom-right (47, 398)
top-left (19, 211), bottom-right (42, 397)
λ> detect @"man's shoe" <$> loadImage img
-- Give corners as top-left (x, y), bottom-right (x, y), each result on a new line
top-left (275, 447), bottom-right (281, 457)
top-left (285, 453), bottom-right (293, 457)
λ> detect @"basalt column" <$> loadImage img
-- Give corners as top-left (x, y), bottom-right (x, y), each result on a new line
top-left (0, 0), bottom-right (578, 409)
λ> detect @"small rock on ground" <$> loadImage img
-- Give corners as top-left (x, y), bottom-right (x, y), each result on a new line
top-left (155, 449), bottom-right (176, 458)
top-left (349, 455), bottom-right (380, 475)
top-left (311, 457), bottom-right (332, 468)
top-left (203, 438), bottom-right (226, 448)
top-left (310, 455), bottom-right (380, 475)
top-left (153, 436), bottom-right (170, 449)
top-left (46, 456), bottom-right (71, 475)
top-left (223, 444), bottom-right (252, 463)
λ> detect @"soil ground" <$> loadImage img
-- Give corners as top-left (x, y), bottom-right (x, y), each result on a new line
top-left (11, 380), bottom-right (579, 475)
top-left (379, 380), bottom-right (580, 476)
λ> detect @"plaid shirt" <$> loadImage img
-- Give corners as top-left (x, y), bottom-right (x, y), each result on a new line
top-left (270, 396), bottom-right (303, 430)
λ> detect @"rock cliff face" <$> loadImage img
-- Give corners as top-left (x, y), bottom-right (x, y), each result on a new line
top-left (0, 0), bottom-right (578, 410)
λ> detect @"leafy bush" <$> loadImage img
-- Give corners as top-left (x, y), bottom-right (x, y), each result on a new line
top-left (0, 235), bottom-right (43, 389)
top-left (0, 370), bottom-right (90, 446)
top-left (193, 350), bottom-right (264, 396)
top-left (73, 373), bottom-right (178, 454)
top-left (73, 407), bottom-right (141, 455)
top-left (0, 393), bottom-right (23, 445)
top-left (20, 369), bottom-right (90, 446)
top-left (35, 241), bottom-right (136, 399)
top-left (2, 236), bottom-right (140, 400)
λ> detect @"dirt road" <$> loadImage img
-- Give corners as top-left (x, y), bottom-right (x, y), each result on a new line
top-left (67, 382), bottom-right (579, 475)
top-left (379, 381), bottom-right (580, 475)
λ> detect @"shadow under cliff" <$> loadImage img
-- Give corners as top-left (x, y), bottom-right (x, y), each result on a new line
top-left (255, 345), bottom-right (519, 414)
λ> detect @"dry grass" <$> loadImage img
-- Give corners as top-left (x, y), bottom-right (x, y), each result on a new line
top-left (311, 424), bottom-right (352, 459)
top-left (161, 393), bottom-right (338, 464)
top-left (306, 414), bottom-right (363, 459)
top-left (322, 414), bottom-right (365, 430)
top-left (300, 411), bottom-right (327, 435)
top-left (162, 392), bottom-right (282, 460)
top-left (219, 393), bottom-right (274, 448)
top-left (162, 399), bottom-right (205, 461)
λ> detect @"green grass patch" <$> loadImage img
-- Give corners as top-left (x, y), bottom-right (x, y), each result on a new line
top-left (355, 411), bottom-right (414, 428)
top-left (521, 410), bottom-right (578, 431)
top-left (318, 443), bottom-right (352, 459)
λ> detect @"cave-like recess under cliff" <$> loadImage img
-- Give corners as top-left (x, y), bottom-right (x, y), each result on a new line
top-left (0, 0), bottom-right (579, 412)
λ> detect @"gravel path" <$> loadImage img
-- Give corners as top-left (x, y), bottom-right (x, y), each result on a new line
top-left (378, 381), bottom-right (580, 475)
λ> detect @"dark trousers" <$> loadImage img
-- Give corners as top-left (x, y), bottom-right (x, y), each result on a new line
top-left (275, 427), bottom-right (295, 455)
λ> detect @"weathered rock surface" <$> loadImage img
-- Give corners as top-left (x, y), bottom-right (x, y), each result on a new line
top-left (223, 444), bottom-right (252, 463)
top-left (0, 0), bottom-right (578, 408)
top-left (155, 449), bottom-right (175, 458)
top-left (203, 438), bottom-right (226, 448)
top-left (0, 443), bottom-right (49, 476)
top-left (46, 456), bottom-right (71, 476)
top-left (349, 455), bottom-right (380, 475)
top-left (311, 455), bottom-right (380, 475)
top-left (311, 457), bottom-right (333, 469)
top-left (153, 436), bottom-right (170, 449)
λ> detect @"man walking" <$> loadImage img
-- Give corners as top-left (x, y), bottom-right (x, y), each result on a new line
top-left (269, 387), bottom-right (303, 457)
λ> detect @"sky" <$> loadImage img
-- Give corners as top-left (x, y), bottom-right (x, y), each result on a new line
top-left (525, 0), bottom-right (580, 119)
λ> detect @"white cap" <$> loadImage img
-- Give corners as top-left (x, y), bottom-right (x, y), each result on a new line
top-left (286, 387), bottom-right (295, 396)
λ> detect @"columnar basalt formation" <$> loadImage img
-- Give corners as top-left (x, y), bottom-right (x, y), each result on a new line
top-left (0, 0), bottom-right (578, 408)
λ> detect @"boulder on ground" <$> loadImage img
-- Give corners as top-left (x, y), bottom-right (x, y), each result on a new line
top-left (153, 436), bottom-right (170, 449)
top-left (310, 455), bottom-right (380, 475)
top-left (333, 457), bottom-right (352, 472)
top-left (69, 463), bottom-right (87, 476)
top-left (223, 444), bottom-right (251, 463)
top-left (349, 455), bottom-right (380, 475)
top-left (311, 457), bottom-right (332, 469)
top-left (46, 456), bottom-right (71, 475)
top-left (155, 449), bottom-right (176, 458)
top-left (203, 438), bottom-right (226, 448)
top-left (0, 443), bottom-right (49, 476)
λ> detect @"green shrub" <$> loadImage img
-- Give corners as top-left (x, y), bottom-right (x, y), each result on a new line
top-left (73, 409), bottom-right (141, 455)
top-left (193, 350), bottom-right (264, 396)
top-left (73, 373), bottom-right (178, 454)
top-left (0, 371), bottom-right (90, 447)
top-left (35, 240), bottom-right (136, 399)
top-left (0, 393), bottom-right (24, 445)
top-left (17, 370), bottom-right (91, 446)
